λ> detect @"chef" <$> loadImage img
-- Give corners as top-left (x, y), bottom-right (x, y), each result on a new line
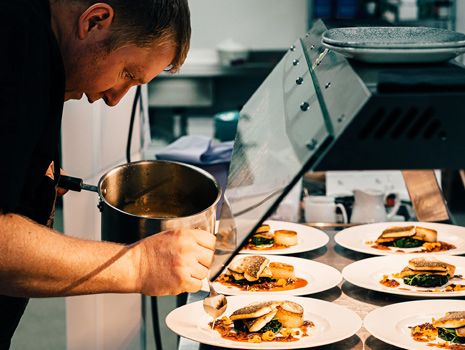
top-left (0, 0), bottom-right (214, 348)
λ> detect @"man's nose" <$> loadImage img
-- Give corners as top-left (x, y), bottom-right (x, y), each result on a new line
top-left (104, 85), bottom-right (133, 106)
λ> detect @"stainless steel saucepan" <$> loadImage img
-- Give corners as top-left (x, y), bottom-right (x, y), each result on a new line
top-left (59, 160), bottom-right (221, 243)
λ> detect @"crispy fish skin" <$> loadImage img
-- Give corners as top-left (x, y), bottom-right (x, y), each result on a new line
top-left (228, 255), bottom-right (269, 273)
top-left (230, 301), bottom-right (280, 321)
top-left (253, 232), bottom-right (275, 240)
top-left (433, 311), bottom-right (465, 329)
top-left (414, 226), bottom-right (437, 242)
top-left (379, 226), bottom-right (416, 239)
top-left (243, 256), bottom-right (269, 281)
top-left (408, 258), bottom-right (456, 276)
top-left (255, 225), bottom-right (271, 234)
top-left (408, 258), bottom-right (448, 271)
top-left (375, 225), bottom-right (437, 243)
top-left (243, 309), bottom-right (278, 332)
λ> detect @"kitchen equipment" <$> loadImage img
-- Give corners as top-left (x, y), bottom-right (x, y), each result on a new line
top-left (304, 195), bottom-right (348, 223)
top-left (213, 111), bottom-right (239, 142)
top-left (209, 19), bottom-right (465, 281)
top-left (217, 39), bottom-right (249, 66)
top-left (59, 160), bottom-right (221, 243)
top-left (350, 189), bottom-right (400, 223)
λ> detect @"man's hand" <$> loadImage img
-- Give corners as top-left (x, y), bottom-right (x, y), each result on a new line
top-left (45, 162), bottom-right (68, 196)
top-left (136, 229), bottom-right (215, 296)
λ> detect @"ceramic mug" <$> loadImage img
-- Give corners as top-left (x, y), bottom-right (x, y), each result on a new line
top-left (304, 196), bottom-right (348, 224)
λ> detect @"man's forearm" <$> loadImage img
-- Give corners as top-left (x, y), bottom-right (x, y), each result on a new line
top-left (0, 213), bottom-right (141, 297)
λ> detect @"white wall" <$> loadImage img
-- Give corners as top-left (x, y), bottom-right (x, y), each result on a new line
top-left (457, 0), bottom-right (465, 64)
top-left (62, 87), bottom-right (146, 350)
top-left (457, 0), bottom-right (465, 34)
top-left (189, 0), bottom-right (309, 50)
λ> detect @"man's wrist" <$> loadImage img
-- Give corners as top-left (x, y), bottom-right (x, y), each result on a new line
top-left (128, 242), bottom-right (144, 294)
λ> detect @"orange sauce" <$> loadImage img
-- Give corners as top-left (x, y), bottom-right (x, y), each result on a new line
top-left (216, 276), bottom-right (308, 292)
top-left (371, 244), bottom-right (391, 251)
top-left (379, 275), bottom-right (400, 288)
top-left (427, 343), bottom-right (465, 349)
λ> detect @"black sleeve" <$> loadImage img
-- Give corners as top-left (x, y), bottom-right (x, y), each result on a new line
top-left (0, 3), bottom-right (50, 212)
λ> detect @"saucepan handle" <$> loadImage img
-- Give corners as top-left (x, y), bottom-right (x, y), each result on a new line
top-left (58, 175), bottom-right (98, 193)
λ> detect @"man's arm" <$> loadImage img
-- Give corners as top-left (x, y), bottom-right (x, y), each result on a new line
top-left (0, 213), bottom-right (214, 297)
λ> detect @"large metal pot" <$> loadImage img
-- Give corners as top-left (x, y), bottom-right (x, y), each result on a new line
top-left (60, 160), bottom-right (221, 243)
top-left (97, 160), bottom-right (221, 244)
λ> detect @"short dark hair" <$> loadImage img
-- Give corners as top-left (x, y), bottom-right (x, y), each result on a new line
top-left (71, 0), bottom-right (191, 72)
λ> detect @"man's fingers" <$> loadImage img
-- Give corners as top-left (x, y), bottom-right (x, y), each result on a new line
top-left (196, 246), bottom-right (215, 268)
top-left (184, 277), bottom-right (202, 293)
top-left (192, 229), bottom-right (216, 250)
top-left (190, 262), bottom-right (209, 280)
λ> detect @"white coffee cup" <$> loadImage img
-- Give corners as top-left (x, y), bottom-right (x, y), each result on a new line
top-left (304, 196), bottom-right (348, 224)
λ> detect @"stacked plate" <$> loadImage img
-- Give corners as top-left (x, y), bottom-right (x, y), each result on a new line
top-left (321, 26), bottom-right (465, 63)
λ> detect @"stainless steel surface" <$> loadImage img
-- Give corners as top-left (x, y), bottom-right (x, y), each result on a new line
top-left (178, 231), bottom-right (406, 350)
top-left (98, 160), bottom-right (221, 244)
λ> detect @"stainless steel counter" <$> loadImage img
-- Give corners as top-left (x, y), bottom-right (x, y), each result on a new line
top-left (176, 229), bottom-right (412, 350)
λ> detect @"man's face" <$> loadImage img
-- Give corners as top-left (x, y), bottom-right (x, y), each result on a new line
top-left (64, 40), bottom-right (175, 106)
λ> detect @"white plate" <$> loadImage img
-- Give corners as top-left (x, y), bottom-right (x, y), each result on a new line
top-left (335, 222), bottom-right (465, 256)
top-left (322, 42), bottom-right (465, 63)
top-left (205, 254), bottom-right (341, 296)
top-left (364, 299), bottom-right (465, 350)
top-left (240, 220), bottom-right (329, 255)
top-left (166, 295), bottom-right (361, 349)
top-left (343, 254), bottom-right (465, 298)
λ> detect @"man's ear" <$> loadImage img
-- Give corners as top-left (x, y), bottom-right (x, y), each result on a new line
top-left (77, 3), bottom-right (114, 40)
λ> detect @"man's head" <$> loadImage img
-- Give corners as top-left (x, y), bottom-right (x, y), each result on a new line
top-left (51, 0), bottom-right (190, 105)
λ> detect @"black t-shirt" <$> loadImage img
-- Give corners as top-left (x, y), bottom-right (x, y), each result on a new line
top-left (0, 0), bottom-right (64, 220)
top-left (0, 0), bottom-right (65, 347)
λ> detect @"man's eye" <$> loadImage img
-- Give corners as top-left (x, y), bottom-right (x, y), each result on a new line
top-left (163, 64), bottom-right (174, 72)
top-left (124, 70), bottom-right (135, 80)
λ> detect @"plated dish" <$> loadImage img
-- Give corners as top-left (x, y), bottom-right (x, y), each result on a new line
top-left (209, 254), bottom-right (341, 296)
top-left (335, 222), bottom-right (465, 256)
top-left (166, 295), bottom-right (362, 349)
top-left (342, 255), bottom-right (465, 297)
top-left (211, 300), bottom-right (314, 343)
top-left (241, 220), bottom-right (329, 255)
top-left (364, 299), bottom-right (465, 350)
